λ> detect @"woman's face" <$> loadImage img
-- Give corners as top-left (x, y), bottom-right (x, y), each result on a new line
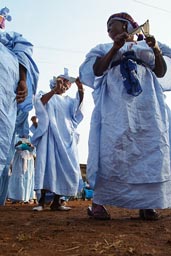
top-left (107, 20), bottom-right (126, 41)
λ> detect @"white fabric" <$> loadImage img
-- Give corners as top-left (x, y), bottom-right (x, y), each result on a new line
top-left (79, 40), bottom-right (171, 209)
top-left (8, 149), bottom-right (35, 202)
top-left (31, 91), bottom-right (83, 196)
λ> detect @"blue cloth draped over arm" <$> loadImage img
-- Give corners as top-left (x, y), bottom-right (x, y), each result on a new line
top-left (0, 31), bottom-right (39, 112)
top-left (15, 109), bottom-right (29, 138)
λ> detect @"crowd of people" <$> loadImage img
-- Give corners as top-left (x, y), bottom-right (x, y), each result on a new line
top-left (1, 7), bottom-right (171, 220)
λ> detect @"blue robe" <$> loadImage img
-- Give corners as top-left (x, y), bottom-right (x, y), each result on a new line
top-left (0, 31), bottom-right (38, 205)
top-left (0, 31), bottom-right (39, 174)
top-left (31, 91), bottom-right (83, 196)
top-left (79, 40), bottom-right (171, 209)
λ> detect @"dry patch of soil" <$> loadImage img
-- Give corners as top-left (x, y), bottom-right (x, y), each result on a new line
top-left (1, 200), bottom-right (171, 256)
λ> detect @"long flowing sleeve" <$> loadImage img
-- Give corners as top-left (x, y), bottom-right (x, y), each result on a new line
top-left (0, 31), bottom-right (39, 112)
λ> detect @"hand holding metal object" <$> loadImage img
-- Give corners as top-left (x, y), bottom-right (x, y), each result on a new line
top-left (129, 20), bottom-right (150, 38)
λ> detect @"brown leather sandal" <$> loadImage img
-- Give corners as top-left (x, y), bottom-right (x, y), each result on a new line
top-left (87, 204), bottom-right (111, 220)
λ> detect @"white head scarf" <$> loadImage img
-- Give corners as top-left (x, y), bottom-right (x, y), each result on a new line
top-left (49, 68), bottom-right (76, 89)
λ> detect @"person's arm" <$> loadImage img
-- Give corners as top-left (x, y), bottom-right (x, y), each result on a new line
top-left (40, 89), bottom-right (57, 105)
top-left (75, 77), bottom-right (84, 105)
top-left (145, 36), bottom-right (167, 77)
top-left (31, 116), bottom-right (38, 128)
top-left (41, 78), bottom-right (63, 105)
top-left (16, 64), bottom-right (28, 103)
top-left (93, 32), bottom-right (129, 76)
top-left (152, 47), bottom-right (167, 77)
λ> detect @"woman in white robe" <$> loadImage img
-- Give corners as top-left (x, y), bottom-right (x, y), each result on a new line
top-left (79, 12), bottom-right (171, 220)
top-left (31, 73), bottom-right (84, 211)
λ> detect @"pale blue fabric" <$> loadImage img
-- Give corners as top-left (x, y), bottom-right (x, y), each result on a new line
top-left (0, 165), bottom-right (10, 205)
top-left (0, 110), bottom-right (31, 205)
top-left (0, 42), bottom-right (18, 174)
top-left (79, 40), bottom-right (171, 209)
top-left (31, 91), bottom-right (84, 196)
top-left (30, 124), bottom-right (36, 135)
top-left (15, 110), bottom-right (29, 138)
top-left (0, 31), bottom-right (39, 96)
top-left (166, 104), bottom-right (171, 159)
top-left (0, 136), bottom-right (15, 205)
top-left (0, 31), bottom-right (39, 174)
top-left (8, 137), bottom-right (35, 202)
top-left (158, 56), bottom-right (171, 91)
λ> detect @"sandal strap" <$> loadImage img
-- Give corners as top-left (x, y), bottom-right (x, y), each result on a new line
top-left (87, 205), bottom-right (111, 220)
top-left (139, 209), bottom-right (160, 221)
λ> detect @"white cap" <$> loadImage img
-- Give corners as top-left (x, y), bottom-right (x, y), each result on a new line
top-left (58, 68), bottom-right (76, 83)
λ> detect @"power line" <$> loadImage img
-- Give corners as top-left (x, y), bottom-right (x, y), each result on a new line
top-left (34, 1), bottom-right (171, 60)
top-left (35, 60), bottom-right (82, 66)
top-left (34, 45), bottom-right (85, 54)
top-left (132, 0), bottom-right (171, 14)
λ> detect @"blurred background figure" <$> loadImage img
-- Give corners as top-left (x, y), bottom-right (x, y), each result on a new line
top-left (8, 136), bottom-right (35, 204)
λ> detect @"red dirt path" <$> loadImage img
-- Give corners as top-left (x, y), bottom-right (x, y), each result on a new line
top-left (1, 200), bottom-right (171, 256)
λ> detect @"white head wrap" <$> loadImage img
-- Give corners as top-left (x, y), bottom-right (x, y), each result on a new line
top-left (49, 68), bottom-right (76, 89)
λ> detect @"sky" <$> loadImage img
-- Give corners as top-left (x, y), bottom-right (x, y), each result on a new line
top-left (1, 0), bottom-right (171, 163)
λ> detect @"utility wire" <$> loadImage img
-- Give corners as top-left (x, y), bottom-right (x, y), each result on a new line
top-left (132, 0), bottom-right (171, 14)
top-left (34, 1), bottom-right (171, 62)
top-left (34, 45), bottom-right (85, 54)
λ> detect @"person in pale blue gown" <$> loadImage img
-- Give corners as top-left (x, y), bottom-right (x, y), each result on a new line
top-left (8, 135), bottom-right (35, 204)
top-left (79, 12), bottom-right (171, 220)
top-left (0, 7), bottom-right (39, 205)
top-left (30, 115), bottom-right (54, 205)
top-left (31, 70), bottom-right (84, 211)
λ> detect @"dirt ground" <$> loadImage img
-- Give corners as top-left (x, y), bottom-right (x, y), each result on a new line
top-left (1, 200), bottom-right (171, 256)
